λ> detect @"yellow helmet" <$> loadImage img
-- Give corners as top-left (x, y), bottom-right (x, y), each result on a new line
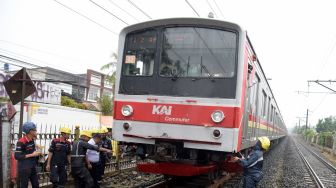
top-left (80, 130), bottom-right (92, 138)
top-left (258, 136), bottom-right (271, 150)
top-left (90, 128), bottom-right (101, 134)
top-left (60, 127), bottom-right (71, 134)
top-left (100, 126), bottom-right (108, 133)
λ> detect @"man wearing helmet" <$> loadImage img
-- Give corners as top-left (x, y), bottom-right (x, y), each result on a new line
top-left (86, 128), bottom-right (103, 188)
top-left (99, 126), bottom-right (112, 178)
top-left (232, 136), bottom-right (271, 188)
top-left (71, 130), bottom-right (112, 188)
top-left (14, 122), bottom-right (41, 188)
top-left (46, 127), bottom-right (72, 188)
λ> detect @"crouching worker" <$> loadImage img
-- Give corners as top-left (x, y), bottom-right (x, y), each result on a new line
top-left (46, 127), bottom-right (72, 188)
top-left (71, 130), bottom-right (112, 188)
top-left (15, 122), bottom-right (41, 188)
top-left (231, 136), bottom-right (270, 188)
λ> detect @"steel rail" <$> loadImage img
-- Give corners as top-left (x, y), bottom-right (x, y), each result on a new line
top-left (293, 139), bottom-right (325, 188)
top-left (145, 178), bottom-right (171, 188)
top-left (298, 141), bottom-right (336, 173)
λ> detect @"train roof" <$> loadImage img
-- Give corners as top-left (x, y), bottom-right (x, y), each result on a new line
top-left (119, 17), bottom-right (244, 35)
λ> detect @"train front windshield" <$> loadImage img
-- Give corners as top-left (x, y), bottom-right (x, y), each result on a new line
top-left (120, 26), bottom-right (239, 98)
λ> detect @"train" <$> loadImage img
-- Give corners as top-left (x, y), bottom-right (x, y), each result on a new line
top-left (112, 18), bottom-right (287, 177)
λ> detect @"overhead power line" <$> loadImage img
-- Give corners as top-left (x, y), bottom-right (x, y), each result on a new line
top-left (213, 0), bottom-right (225, 18)
top-left (0, 50), bottom-right (91, 83)
top-left (0, 48), bottom-right (81, 73)
top-left (316, 35), bottom-right (336, 79)
top-left (311, 93), bottom-right (328, 113)
top-left (185, 0), bottom-right (200, 17)
top-left (206, 0), bottom-right (217, 18)
top-left (127, 0), bottom-right (152, 19)
top-left (53, 0), bottom-right (118, 35)
top-left (0, 40), bottom-right (86, 63)
top-left (89, 0), bottom-right (129, 25)
top-left (107, 0), bottom-right (140, 22)
top-left (0, 54), bottom-right (88, 83)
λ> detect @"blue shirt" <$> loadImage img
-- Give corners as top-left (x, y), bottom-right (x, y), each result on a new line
top-left (239, 149), bottom-right (264, 177)
top-left (15, 136), bottom-right (38, 169)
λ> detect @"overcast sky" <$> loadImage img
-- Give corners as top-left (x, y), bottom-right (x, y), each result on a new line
top-left (1, 0), bottom-right (336, 129)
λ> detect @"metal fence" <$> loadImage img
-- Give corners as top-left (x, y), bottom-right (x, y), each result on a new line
top-left (311, 134), bottom-right (335, 149)
top-left (37, 159), bottom-right (137, 187)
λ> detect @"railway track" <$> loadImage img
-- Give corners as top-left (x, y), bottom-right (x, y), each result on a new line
top-left (146, 173), bottom-right (242, 188)
top-left (294, 138), bottom-right (336, 188)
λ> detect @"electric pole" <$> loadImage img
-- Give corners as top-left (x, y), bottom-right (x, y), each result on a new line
top-left (305, 109), bottom-right (309, 130)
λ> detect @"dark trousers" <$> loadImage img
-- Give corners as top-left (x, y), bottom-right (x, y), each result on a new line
top-left (18, 167), bottom-right (39, 188)
top-left (243, 173), bottom-right (263, 188)
top-left (71, 167), bottom-right (94, 188)
top-left (99, 159), bottom-right (106, 177)
top-left (89, 162), bottom-right (102, 188)
top-left (50, 165), bottom-right (67, 188)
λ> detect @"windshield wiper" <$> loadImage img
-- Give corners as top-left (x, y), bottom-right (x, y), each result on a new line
top-left (200, 56), bottom-right (214, 79)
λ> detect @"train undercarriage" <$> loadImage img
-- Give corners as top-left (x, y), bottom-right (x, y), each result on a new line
top-left (125, 140), bottom-right (243, 177)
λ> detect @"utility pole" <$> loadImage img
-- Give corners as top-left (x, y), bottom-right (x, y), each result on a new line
top-left (305, 109), bottom-right (309, 130)
top-left (296, 117), bottom-right (305, 131)
top-left (19, 67), bottom-right (27, 138)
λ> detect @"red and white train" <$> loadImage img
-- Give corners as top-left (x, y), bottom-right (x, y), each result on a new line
top-left (113, 18), bottom-right (287, 176)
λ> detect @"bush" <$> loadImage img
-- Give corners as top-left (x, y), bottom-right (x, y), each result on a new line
top-left (61, 96), bottom-right (87, 110)
top-left (98, 95), bottom-right (113, 116)
top-left (318, 132), bottom-right (333, 146)
top-left (302, 129), bottom-right (316, 141)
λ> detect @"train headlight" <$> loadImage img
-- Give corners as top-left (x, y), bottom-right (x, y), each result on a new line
top-left (121, 105), bottom-right (133, 117)
top-left (211, 110), bottom-right (225, 123)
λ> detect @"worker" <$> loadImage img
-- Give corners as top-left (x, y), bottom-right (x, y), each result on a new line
top-left (231, 136), bottom-right (270, 188)
top-left (107, 127), bottom-right (112, 139)
top-left (46, 127), bottom-right (72, 188)
top-left (99, 126), bottom-right (112, 178)
top-left (71, 130), bottom-right (111, 188)
top-left (87, 128), bottom-right (103, 188)
top-left (14, 122), bottom-right (41, 188)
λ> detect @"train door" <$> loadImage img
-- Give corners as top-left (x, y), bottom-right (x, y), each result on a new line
top-left (242, 61), bottom-right (253, 147)
top-left (266, 96), bottom-right (271, 136)
top-left (258, 90), bottom-right (267, 138)
top-left (251, 74), bottom-right (260, 141)
top-left (244, 72), bottom-right (260, 145)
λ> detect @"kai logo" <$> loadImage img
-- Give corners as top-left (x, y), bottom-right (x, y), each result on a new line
top-left (152, 105), bottom-right (172, 115)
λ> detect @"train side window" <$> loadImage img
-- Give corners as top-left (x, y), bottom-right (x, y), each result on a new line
top-left (261, 90), bottom-right (267, 118)
top-left (270, 105), bottom-right (274, 122)
top-left (267, 97), bottom-right (271, 121)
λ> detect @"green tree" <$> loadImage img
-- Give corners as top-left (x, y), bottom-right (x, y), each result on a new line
top-left (98, 95), bottom-right (113, 115)
top-left (101, 52), bottom-right (117, 85)
top-left (315, 116), bottom-right (336, 133)
top-left (302, 128), bottom-right (316, 141)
